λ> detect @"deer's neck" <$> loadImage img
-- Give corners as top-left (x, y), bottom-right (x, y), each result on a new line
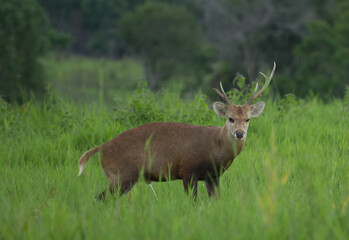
top-left (218, 125), bottom-right (246, 169)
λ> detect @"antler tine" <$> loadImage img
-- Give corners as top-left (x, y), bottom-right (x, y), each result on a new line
top-left (213, 82), bottom-right (231, 104)
top-left (220, 82), bottom-right (231, 104)
top-left (213, 88), bottom-right (226, 101)
top-left (246, 62), bottom-right (276, 105)
top-left (247, 83), bottom-right (259, 105)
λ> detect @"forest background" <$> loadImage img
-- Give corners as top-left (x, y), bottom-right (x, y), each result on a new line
top-left (1, 0), bottom-right (349, 103)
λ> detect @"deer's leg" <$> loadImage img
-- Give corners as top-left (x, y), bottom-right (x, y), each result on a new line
top-left (114, 181), bottom-right (136, 195)
top-left (95, 176), bottom-right (117, 200)
top-left (109, 174), bottom-right (137, 196)
top-left (205, 177), bottom-right (219, 197)
top-left (95, 190), bottom-right (107, 201)
top-left (182, 176), bottom-right (198, 199)
top-left (96, 172), bottom-right (137, 200)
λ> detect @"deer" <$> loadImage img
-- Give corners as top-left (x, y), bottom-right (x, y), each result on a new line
top-left (78, 62), bottom-right (276, 200)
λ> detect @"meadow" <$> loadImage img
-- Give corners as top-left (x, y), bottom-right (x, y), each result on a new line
top-left (1, 83), bottom-right (349, 239)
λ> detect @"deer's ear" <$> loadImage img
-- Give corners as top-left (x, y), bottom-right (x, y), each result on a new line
top-left (250, 102), bottom-right (265, 118)
top-left (213, 102), bottom-right (226, 117)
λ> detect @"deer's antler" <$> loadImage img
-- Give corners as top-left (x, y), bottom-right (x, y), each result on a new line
top-left (246, 62), bottom-right (276, 105)
top-left (213, 82), bottom-right (231, 104)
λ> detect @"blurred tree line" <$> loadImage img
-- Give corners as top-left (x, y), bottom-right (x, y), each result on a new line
top-left (0, 0), bottom-right (49, 102)
top-left (0, 0), bottom-right (348, 102)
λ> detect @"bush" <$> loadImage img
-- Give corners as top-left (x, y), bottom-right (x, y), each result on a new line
top-left (115, 82), bottom-right (213, 127)
top-left (0, 0), bottom-right (50, 102)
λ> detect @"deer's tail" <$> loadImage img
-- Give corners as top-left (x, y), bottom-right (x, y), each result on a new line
top-left (78, 146), bottom-right (100, 176)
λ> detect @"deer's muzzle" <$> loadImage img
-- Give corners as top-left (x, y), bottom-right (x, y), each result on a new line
top-left (235, 131), bottom-right (245, 140)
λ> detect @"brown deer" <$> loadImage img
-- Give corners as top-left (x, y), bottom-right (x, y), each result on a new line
top-left (78, 62), bottom-right (276, 199)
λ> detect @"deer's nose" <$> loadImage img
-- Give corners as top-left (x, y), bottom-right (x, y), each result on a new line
top-left (236, 131), bottom-right (244, 139)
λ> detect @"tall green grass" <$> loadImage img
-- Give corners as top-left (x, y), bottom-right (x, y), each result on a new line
top-left (1, 87), bottom-right (348, 239)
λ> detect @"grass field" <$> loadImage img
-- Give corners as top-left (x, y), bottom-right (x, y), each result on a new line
top-left (1, 86), bottom-right (349, 239)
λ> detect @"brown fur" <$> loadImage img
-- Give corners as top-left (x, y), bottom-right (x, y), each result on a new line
top-left (78, 117), bottom-right (248, 199)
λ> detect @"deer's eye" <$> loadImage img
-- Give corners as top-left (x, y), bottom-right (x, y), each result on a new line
top-left (229, 118), bottom-right (234, 123)
top-left (246, 119), bottom-right (250, 122)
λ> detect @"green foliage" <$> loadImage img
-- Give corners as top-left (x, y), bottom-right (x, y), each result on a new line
top-left (38, 0), bottom-right (146, 56)
top-left (228, 73), bottom-right (251, 103)
top-left (115, 82), bottom-right (212, 127)
top-left (276, 94), bottom-right (303, 120)
top-left (0, 89), bottom-right (349, 239)
top-left (216, 71), bottom-right (274, 106)
top-left (0, 0), bottom-right (50, 102)
top-left (293, 0), bottom-right (349, 98)
top-left (48, 30), bottom-right (72, 52)
top-left (33, 0), bottom-right (348, 99)
top-left (80, 0), bottom-right (143, 55)
top-left (119, 2), bottom-right (210, 89)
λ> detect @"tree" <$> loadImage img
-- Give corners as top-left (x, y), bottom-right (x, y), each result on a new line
top-left (201, 0), bottom-right (313, 78)
top-left (81, 0), bottom-right (146, 56)
top-left (293, 0), bottom-right (349, 97)
top-left (0, 0), bottom-right (50, 102)
top-left (119, 2), bottom-right (208, 89)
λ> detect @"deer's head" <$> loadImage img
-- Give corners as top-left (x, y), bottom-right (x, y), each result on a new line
top-left (213, 62), bottom-right (276, 141)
